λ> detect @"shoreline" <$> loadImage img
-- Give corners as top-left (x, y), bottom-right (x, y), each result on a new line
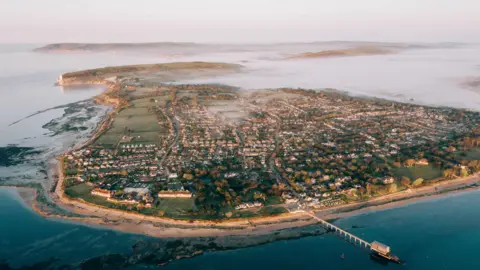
top-left (5, 71), bottom-right (479, 239)
top-left (7, 170), bottom-right (479, 239)
top-left (318, 173), bottom-right (480, 221)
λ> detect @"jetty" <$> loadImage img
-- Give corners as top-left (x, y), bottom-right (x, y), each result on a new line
top-left (299, 210), bottom-right (402, 263)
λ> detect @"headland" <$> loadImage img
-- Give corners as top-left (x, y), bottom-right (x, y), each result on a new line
top-left (13, 60), bottom-right (480, 239)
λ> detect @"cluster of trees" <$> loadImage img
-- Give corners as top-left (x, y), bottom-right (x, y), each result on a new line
top-left (190, 169), bottom-right (277, 216)
top-left (462, 136), bottom-right (480, 149)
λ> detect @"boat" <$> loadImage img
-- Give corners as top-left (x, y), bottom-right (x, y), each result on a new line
top-left (341, 253), bottom-right (345, 260)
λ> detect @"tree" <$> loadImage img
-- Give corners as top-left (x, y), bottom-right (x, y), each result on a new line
top-left (412, 178), bottom-right (424, 186)
top-left (304, 177), bottom-right (312, 185)
top-left (400, 176), bottom-right (411, 187)
top-left (388, 183), bottom-right (398, 193)
top-left (405, 159), bottom-right (416, 167)
top-left (442, 169), bottom-right (456, 179)
top-left (253, 191), bottom-right (266, 201)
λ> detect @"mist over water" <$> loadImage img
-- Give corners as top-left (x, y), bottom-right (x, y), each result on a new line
top-left (160, 43), bottom-right (480, 110)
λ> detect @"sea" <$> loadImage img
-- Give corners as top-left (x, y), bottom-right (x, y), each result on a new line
top-left (0, 43), bottom-right (479, 269)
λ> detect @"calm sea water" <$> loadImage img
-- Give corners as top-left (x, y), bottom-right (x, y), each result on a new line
top-left (2, 187), bottom-right (480, 269)
top-left (0, 188), bottom-right (144, 268)
top-left (166, 188), bottom-right (480, 270)
top-left (1, 44), bottom-right (480, 269)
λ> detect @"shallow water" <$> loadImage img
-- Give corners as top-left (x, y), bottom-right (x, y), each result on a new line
top-left (0, 188), bottom-right (144, 268)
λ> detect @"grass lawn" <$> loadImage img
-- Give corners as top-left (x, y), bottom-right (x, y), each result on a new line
top-left (64, 183), bottom-right (92, 197)
top-left (64, 183), bottom-right (129, 210)
top-left (462, 148), bottom-right (480, 160)
top-left (131, 96), bottom-right (167, 108)
top-left (116, 107), bottom-right (150, 117)
top-left (260, 206), bottom-right (288, 216)
top-left (129, 132), bottom-right (163, 143)
top-left (139, 198), bottom-right (194, 219)
top-left (94, 103), bottom-right (165, 147)
top-left (94, 133), bottom-right (122, 148)
top-left (111, 114), bottom-right (160, 133)
top-left (236, 210), bottom-right (258, 218)
top-left (394, 165), bottom-right (443, 180)
top-left (265, 196), bottom-right (284, 206)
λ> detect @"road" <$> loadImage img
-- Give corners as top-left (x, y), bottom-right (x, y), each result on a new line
top-left (158, 100), bottom-right (180, 175)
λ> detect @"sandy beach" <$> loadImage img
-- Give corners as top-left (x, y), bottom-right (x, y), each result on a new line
top-left (12, 158), bottom-right (478, 239)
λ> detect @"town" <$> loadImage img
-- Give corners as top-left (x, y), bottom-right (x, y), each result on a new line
top-left (61, 81), bottom-right (480, 220)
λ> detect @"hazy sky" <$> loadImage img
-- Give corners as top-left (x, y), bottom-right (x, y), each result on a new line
top-left (1, 0), bottom-right (479, 43)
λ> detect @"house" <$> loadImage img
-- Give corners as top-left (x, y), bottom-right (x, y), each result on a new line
top-left (157, 190), bottom-right (192, 198)
top-left (107, 197), bottom-right (138, 204)
top-left (91, 188), bottom-right (112, 198)
top-left (382, 177), bottom-right (395, 184)
top-left (416, 159), bottom-right (429, 166)
top-left (126, 85), bottom-right (137, 91)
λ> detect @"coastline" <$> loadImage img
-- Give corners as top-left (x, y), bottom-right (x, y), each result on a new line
top-left (5, 69), bottom-right (479, 240)
top-left (317, 173), bottom-right (480, 220)
top-left (11, 168), bottom-right (479, 238)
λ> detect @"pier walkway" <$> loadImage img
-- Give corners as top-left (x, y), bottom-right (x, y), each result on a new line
top-left (300, 210), bottom-right (372, 249)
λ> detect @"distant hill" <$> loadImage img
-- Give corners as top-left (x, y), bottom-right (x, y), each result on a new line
top-left (34, 42), bottom-right (430, 56)
top-left (34, 42), bottom-right (204, 52)
top-left (288, 46), bottom-right (395, 59)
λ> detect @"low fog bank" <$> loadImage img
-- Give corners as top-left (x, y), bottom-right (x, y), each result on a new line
top-left (34, 41), bottom-right (464, 57)
top-left (31, 42), bottom-right (480, 110)
top-left (166, 43), bottom-right (480, 111)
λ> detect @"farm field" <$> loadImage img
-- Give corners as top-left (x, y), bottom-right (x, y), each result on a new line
top-left (95, 95), bottom-right (169, 148)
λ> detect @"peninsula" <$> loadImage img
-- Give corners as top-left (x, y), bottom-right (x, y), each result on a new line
top-left (31, 61), bottom-right (480, 238)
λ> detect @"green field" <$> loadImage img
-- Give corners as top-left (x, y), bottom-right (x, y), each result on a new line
top-left (464, 148), bottom-right (480, 160)
top-left (394, 165), bottom-right (443, 180)
top-left (260, 206), bottom-right (288, 216)
top-left (139, 198), bottom-right (194, 219)
top-left (95, 97), bottom-right (168, 148)
top-left (112, 115), bottom-right (159, 132)
top-left (64, 183), bottom-right (118, 208)
top-left (129, 132), bottom-right (164, 143)
top-left (131, 97), bottom-right (167, 107)
top-left (94, 133), bottom-right (123, 148)
top-left (64, 183), bottom-right (92, 197)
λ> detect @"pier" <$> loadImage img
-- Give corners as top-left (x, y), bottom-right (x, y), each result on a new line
top-left (301, 211), bottom-right (371, 249)
top-left (297, 210), bottom-right (402, 263)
